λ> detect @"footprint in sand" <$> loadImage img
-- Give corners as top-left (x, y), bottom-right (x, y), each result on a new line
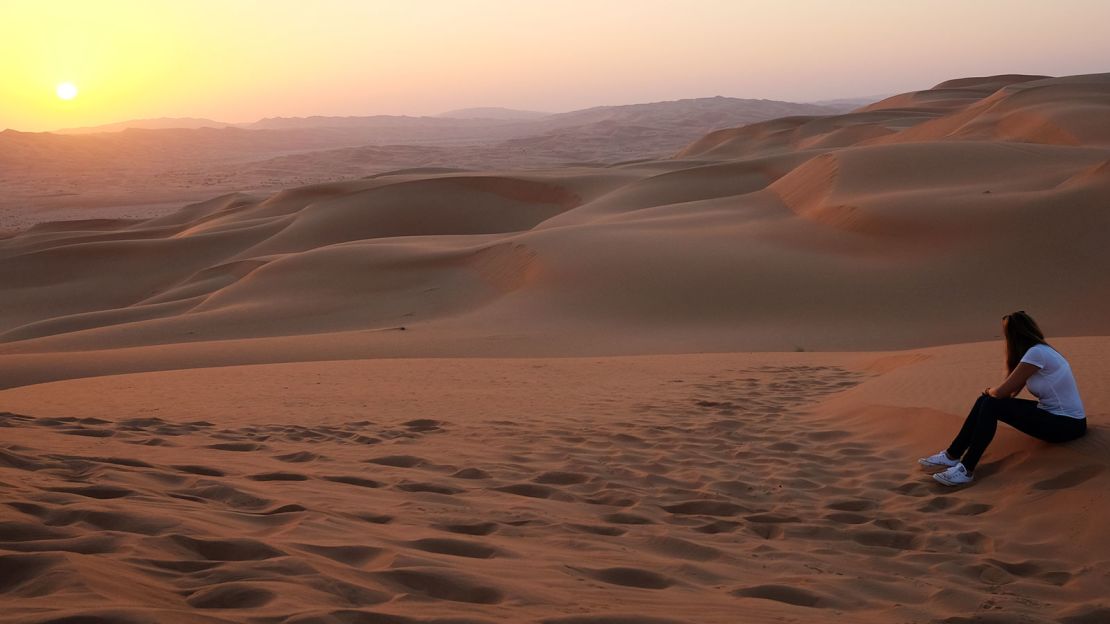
top-left (353, 512), bottom-right (394, 524)
top-left (56, 427), bottom-right (115, 438)
top-left (172, 464), bottom-right (225, 476)
top-left (247, 471), bottom-right (309, 481)
top-left (643, 536), bottom-right (722, 561)
top-left (80, 456), bottom-right (154, 468)
top-left (186, 583), bottom-right (276, 609)
top-left (0, 553), bottom-right (67, 594)
top-left (694, 520), bottom-right (742, 534)
top-left (322, 475), bottom-right (384, 488)
top-left (274, 450), bottom-right (322, 463)
top-left (732, 584), bottom-right (846, 609)
top-left (169, 483), bottom-right (273, 510)
top-left (602, 512), bottom-right (655, 525)
top-left (258, 504), bottom-right (307, 515)
top-left (825, 498), bottom-right (878, 512)
top-left (451, 467), bottom-right (492, 479)
top-left (576, 566), bottom-right (675, 589)
top-left (365, 455), bottom-right (427, 468)
top-left (376, 568), bottom-right (504, 604)
top-left (435, 521), bottom-right (499, 536)
top-left (824, 511), bottom-right (871, 525)
top-left (206, 442), bottom-right (265, 452)
top-left (46, 485), bottom-right (134, 500)
top-left (533, 470), bottom-right (590, 485)
top-left (406, 537), bottom-right (502, 559)
top-left (295, 542), bottom-right (391, 566)
top-left (1032, 465), bottom-right (1104, 491)
top-left (542, 616), bottom-right (689, 624)
top-left (493, 483), bottom-right (574, 501)
top-left (567, 523), bottom-right (627, 536)
top-left (167, 534), bottom-right (285, 561)
top-left (401, 418), bottom-right (444, 432)
top-left (849, 528), bottom-right (922, 551)
top-left (662, 500), bottom-right (748, 516)
top-left (396, 481), bottom-right (465, 495)
top-left (952, 502), bottom-right (992, 516)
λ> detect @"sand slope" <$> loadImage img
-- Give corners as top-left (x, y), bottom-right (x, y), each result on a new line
top-left (0, 339), bottom-right (1106, 623)
top-left (1, 74), bottom-right (1108, 388)
top-left (0, 97), bottom-right (830, 232)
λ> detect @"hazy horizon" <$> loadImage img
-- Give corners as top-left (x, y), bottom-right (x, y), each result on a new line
top-left (2, 0), bottom-right (1108, 132)
top-left (7, 96), bottom-right (875, 134)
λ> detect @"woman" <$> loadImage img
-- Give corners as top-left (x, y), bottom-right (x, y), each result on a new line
top-left (919, 311), bottom-right (1086, 486)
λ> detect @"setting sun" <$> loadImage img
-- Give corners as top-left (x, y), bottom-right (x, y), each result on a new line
top-left (56, 82), bottom-right (78, 100)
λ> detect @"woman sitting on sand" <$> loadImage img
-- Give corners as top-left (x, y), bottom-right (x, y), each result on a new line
top-left (919, 311), bottom-right (1086, 486)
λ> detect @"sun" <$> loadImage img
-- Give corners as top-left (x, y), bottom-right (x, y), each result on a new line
top-left (56, 82), bottom-right (79, 100)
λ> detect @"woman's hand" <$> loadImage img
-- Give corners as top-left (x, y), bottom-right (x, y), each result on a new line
top-left (983, 387), bottom-right (996, 398)
top-left (991, 363), bottom-right (1039, 400)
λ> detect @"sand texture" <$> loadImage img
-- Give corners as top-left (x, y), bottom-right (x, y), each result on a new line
top-left (0, 343), bottom-right (1107, 623)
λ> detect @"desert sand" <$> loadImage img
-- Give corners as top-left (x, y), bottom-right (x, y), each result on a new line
top-left (0, 97), bottom-right (833, 233)
top-left (0, 343), bottom-right (1107, 623)
top-left (0, 73), bottom-right (1108, 622)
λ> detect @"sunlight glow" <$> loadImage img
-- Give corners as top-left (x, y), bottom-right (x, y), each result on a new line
top-left (0, 0), bottom-right (1106, 132)
top-left (56, 82), bottom-right (79, 100)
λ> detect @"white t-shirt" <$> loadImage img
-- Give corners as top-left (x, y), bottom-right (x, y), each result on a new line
top-left (1020, 344), bottom-right (1085, 419)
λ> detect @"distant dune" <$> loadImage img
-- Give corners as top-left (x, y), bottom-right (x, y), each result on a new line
top-left (808, 95), bottom-right (891, 112)
top-left (437, 106), bottom-right (552, 120)
top-left (241, 114), bottom-right (514, 131)
top-left (55, 117), bottom-right (233, 134)
top-left (1, 73), bottom-right (1107, 387)
top-left (0, 96), bottom-right (831, 230)
top-left (539, 96), bottom-right (835, 128)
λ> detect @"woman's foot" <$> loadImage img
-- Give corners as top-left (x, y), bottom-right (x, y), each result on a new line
top-left (918, 450), bottom-right (959, 471)
top-left (933, 463), bottom-right (974, 486)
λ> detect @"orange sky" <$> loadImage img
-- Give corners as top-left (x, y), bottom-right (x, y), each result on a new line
top-left (1, 0), bottom-right (1107, 132)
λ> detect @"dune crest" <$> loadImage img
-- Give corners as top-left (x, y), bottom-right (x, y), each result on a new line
top-left (1, 73), bottom-right (1108, 388)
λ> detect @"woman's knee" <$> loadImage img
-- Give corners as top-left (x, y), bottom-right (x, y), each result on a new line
top-left (967, 394), bottom-right (1006, 425)
top-left (976, 395), bottom-right (1009, 418)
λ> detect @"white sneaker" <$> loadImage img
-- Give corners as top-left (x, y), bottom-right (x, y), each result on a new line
top-left (933, 463), bottom-right (973, 486)
top-left (918, 450), bottom-right (959, 470)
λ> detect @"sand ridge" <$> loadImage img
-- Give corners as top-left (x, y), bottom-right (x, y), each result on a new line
top-left (2, 75), bottom-right (1109, 389)
top-left (0, 97), bottom-right (835, 233)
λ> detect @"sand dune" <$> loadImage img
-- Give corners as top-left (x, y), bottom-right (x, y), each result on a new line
top-left (0, 73), bottom-right (1108, 622)
top-left (1, 74), bottom-right (1108, 387)
top-left (0, 340), bottom-right (1106, 623)
top-left (0, 97), bottom-right (829, 233)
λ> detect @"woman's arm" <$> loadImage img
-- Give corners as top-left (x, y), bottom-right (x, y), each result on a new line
top-left (985, 362), bottom-right (1039, 398)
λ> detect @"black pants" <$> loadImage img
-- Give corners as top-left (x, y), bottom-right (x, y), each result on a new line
top-left (947, 394), bottom-right (1086, 471)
